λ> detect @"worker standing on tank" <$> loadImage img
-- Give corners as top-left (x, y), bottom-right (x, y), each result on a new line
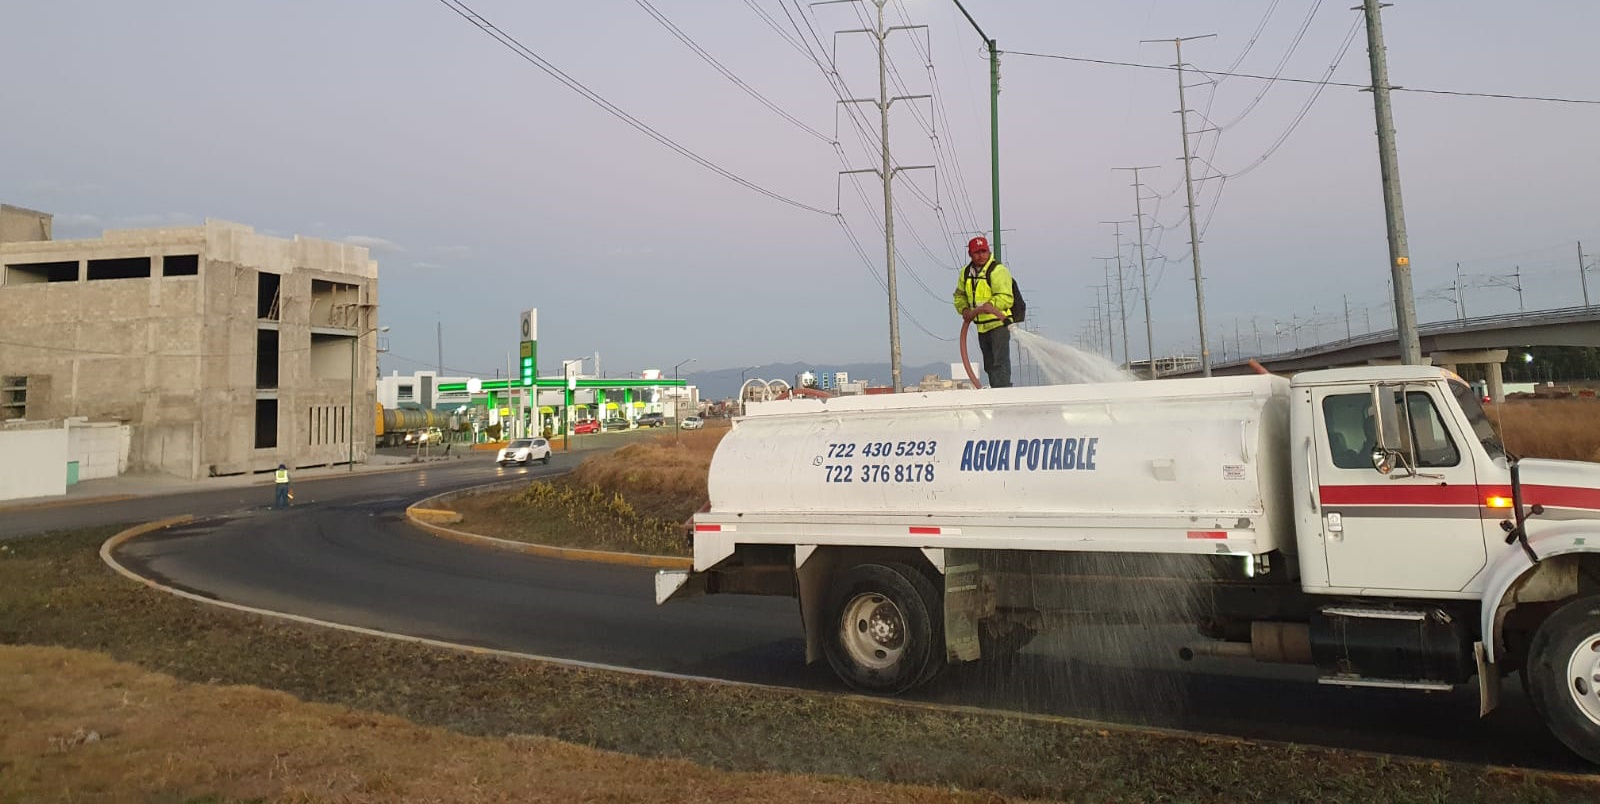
top-left (953, 236), bottom-right (1015, 388)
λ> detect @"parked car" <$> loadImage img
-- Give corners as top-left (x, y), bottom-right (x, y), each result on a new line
top-left (572, 419), bottom-right (601, 435)
top-left (636, 412), bottom-right (666, 428)
top-left (497, 437), bottom-right (551, 466)
top-left (681, 415), bottom-right (704, 430)
top-left (603, 416), bottom-right (631, 431)
top-left (404, 427), bottom-right (444, 446)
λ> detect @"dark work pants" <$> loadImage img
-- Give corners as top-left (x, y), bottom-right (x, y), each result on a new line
top-left (978, 325), bottom-right (1012, 388)
top-left (275, 484), bottom-right (290, 509)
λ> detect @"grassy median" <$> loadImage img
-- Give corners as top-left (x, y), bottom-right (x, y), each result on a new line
top-left (0, 537), bottom-right (1594, 799)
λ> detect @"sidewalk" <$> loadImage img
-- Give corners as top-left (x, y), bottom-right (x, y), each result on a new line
top-left (0, 453), bottom-right (459, 512)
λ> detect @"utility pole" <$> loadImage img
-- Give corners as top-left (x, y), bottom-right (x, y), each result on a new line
top-left (1100, 278), bottom-right (1116, 360)
top-left (1145, 35), bottom-right (1217, 376)
top-left (436, 321), bottom-right (443, 374)
top-left (1454, 262), bottom-right (1466, 320)
top-left (950, 1), bottom-right (1001, 262)
top-left (1115, 166), bottom-right (1161, 379)
top-left (1361, 0), bottom-right (1422, 365)
top-left (1101, 221), bottom-right (1133, 369)
top-left (832, 0), bottom-right (932, 393)
top-left (1343, 295), bottom-right (1353, 340)
top-left (1581, 241), bottom-right (1589, 308)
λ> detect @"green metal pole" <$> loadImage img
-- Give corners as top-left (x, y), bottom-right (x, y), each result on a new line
top-left (950, 2), bottom-right (1001, 261)
top-left (989, 40), bottom-right (1000, 262)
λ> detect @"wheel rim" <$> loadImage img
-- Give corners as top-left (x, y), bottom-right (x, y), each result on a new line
top-left (1564, 633), bottom-right (1600, 726)
top-left (839, 592), bottom-right (906, 671)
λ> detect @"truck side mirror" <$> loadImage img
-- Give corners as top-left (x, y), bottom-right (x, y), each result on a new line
top-left (1372, 449), bottom-right (1393, 475)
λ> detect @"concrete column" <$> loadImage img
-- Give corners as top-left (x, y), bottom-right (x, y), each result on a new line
top-left (1486, 361), bottom-right (1505, 403)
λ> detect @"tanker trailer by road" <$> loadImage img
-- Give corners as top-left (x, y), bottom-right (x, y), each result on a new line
top-left (657, 365), bottom-right (1600, 764)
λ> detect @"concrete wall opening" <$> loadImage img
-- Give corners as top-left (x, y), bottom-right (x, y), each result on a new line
top-left (255, 329), bottom-right (280, 389)
top-left (254, 398), bottom-right (278, 449)
top-left (308, 405), bottom-right (349, 446)
top-left (257, 271), bottom-right (280, 320)
top-left (5, 260), bottom-right (78, 284)
top-left (86, 256), bottom-right (151, 280)
top-left (163, 254), bottom-right (199, 276)
top-left (2, 375), bottom-right (26, 419)
top-left (309, 333), bottom-right (353, 381)
top-left (311, 280), bottom-right (360, 328)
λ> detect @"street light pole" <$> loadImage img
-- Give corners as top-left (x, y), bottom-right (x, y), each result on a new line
top-left (673, 358), bottom-right (696, 444)
top-left (349, 325), bottom-right (389, 471)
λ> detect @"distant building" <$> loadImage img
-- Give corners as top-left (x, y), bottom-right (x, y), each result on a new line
top-left (0, 205), bottom-right (380, 478)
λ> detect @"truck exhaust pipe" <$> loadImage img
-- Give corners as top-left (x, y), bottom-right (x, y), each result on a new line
top-left (1180, 622), bottom-right (1312, 665)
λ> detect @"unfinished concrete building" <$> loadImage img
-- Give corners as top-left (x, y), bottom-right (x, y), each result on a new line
top-left (0, 204), bottom-right (381, 479)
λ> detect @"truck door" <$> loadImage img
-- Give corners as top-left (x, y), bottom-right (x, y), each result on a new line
top-left (1310, 385), bottom-right (1488, 594)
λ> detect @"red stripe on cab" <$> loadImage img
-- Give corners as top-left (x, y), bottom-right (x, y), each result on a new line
top-left (909, 526), bottom-right (941, 535)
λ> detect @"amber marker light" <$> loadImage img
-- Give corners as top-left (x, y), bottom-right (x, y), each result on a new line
top-left (1485, 496), bottom-right (1514, 509)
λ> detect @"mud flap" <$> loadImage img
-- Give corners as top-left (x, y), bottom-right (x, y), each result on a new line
top-left (655, 569), bottom-right (706, 605)
top-left (1476, 641), bottom-right (1500, 717)
top-left (944, 563), bottom-right (983, 662)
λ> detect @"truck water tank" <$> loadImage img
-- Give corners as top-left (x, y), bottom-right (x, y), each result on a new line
top-left (709, 376), bottom-right (1296, 555)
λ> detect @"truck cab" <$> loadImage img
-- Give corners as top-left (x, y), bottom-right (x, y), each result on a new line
top-left (1289, 365), bottom-right (1508, 597)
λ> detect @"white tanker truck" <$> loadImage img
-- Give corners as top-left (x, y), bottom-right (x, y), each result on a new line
top-left (657, 365), bottom-right (1600, 763)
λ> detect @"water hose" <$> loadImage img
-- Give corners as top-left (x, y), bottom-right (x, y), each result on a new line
top-left (958, 316), bottom-right (983, 389)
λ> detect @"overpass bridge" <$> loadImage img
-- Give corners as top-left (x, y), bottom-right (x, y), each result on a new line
top-left (1165, 306), bottom-right (1600, 401)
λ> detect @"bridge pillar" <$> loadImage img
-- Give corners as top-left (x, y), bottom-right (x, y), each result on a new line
top-left (1486, 362), bottom-right (1506, 403)
top-left (1429, 349), bottom-right (1509, 402)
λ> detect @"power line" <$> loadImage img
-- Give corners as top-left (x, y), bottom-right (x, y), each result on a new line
top-left (1224, 17), bottom-right (1364, 180)
top-left (435, 0), bottom-right (833, 215)
top-left (632, 0), bottom-right (833, 142)
top-left (1212, 0), bottom-right (1323, 130)
top-left (1007, 49), bottom-right (1600, 106)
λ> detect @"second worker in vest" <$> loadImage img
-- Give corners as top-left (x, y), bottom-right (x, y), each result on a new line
top-left (953, 236), bottom-right (1015, 388)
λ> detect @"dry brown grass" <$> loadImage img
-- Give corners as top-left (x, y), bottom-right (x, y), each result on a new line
top-left (443, 428), bottom-right (728, 557)
top-left (6, 524), bottom-right (1598, 802)
top-left (1489, 399), bottom-right (1600, 462)
top-left (570, 426), bottom-right (726, 503)
top-left (0, 644), bottom-right (1016, 804)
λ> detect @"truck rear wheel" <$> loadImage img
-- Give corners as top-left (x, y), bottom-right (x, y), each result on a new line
top-left (821, 563), bottom-right (942, 694)
top-left (1526, 594), bottom-right (1600, 764)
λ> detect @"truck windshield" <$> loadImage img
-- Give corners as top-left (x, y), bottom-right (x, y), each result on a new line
top-left (1449, 380), bottom-right (1505, 461)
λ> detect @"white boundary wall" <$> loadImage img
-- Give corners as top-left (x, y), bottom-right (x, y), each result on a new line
top-left (0, 427), bottom-right (68, 500)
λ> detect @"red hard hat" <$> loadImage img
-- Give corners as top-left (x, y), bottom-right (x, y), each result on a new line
top-left (967, 236), bottom-right (989, 254)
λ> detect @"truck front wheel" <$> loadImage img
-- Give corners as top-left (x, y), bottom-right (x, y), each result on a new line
top-left (1526, 594), bottom-right (1600, 764)
top-left (821, 563), bottom-right (942, 694)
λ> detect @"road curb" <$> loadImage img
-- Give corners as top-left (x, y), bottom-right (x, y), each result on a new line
top-left (99, 515), bottom-right (197, 590)
top-left (404, 481), bottom-right (692, 570)
top-left (0, 493), bottom-right (140, 513)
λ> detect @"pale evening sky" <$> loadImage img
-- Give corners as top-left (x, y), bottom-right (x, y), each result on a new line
top-left (3, 1), bottom-right (1596, 378)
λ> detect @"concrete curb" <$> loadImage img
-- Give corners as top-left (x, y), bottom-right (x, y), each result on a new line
top-left (91, 515), bottom-right (1590, 782)
top-left (0, 493), bottom-right (140, 513)
top-left (99, 515), bottom-right (197, 584)
top-left (0, 459), bottom-right (456, 514)
top-left (96, 516), bottom-right (732, 685)
top-left (404, 481), bottom-right (692, 570)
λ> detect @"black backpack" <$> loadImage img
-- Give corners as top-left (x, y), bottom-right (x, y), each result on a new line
top-left (980, 262), bottom-right (1026, 324)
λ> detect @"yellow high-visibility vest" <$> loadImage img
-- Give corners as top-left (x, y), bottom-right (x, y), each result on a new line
top-left (275, 469), bottom-right (289, 484)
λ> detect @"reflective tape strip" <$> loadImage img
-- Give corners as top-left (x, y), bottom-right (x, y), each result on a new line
top-left (694, 524), bottom-right (735, 532)
top-left (1186, 531), bottom-right (1227, 540)
top-left (909, 526), bottom-right (961, 535)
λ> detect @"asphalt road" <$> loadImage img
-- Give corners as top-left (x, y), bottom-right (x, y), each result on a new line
top-left (24, 453), bottom-right (1590, 772)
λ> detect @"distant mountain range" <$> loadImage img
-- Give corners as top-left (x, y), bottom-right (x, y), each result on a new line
top-left (683, 361), bottom-right (959, 400)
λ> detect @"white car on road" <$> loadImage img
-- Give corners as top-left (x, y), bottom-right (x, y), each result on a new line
top-left (681, 416), bottom-right (704, 430)
top-left (497, 437), bottom-right (552, 466)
